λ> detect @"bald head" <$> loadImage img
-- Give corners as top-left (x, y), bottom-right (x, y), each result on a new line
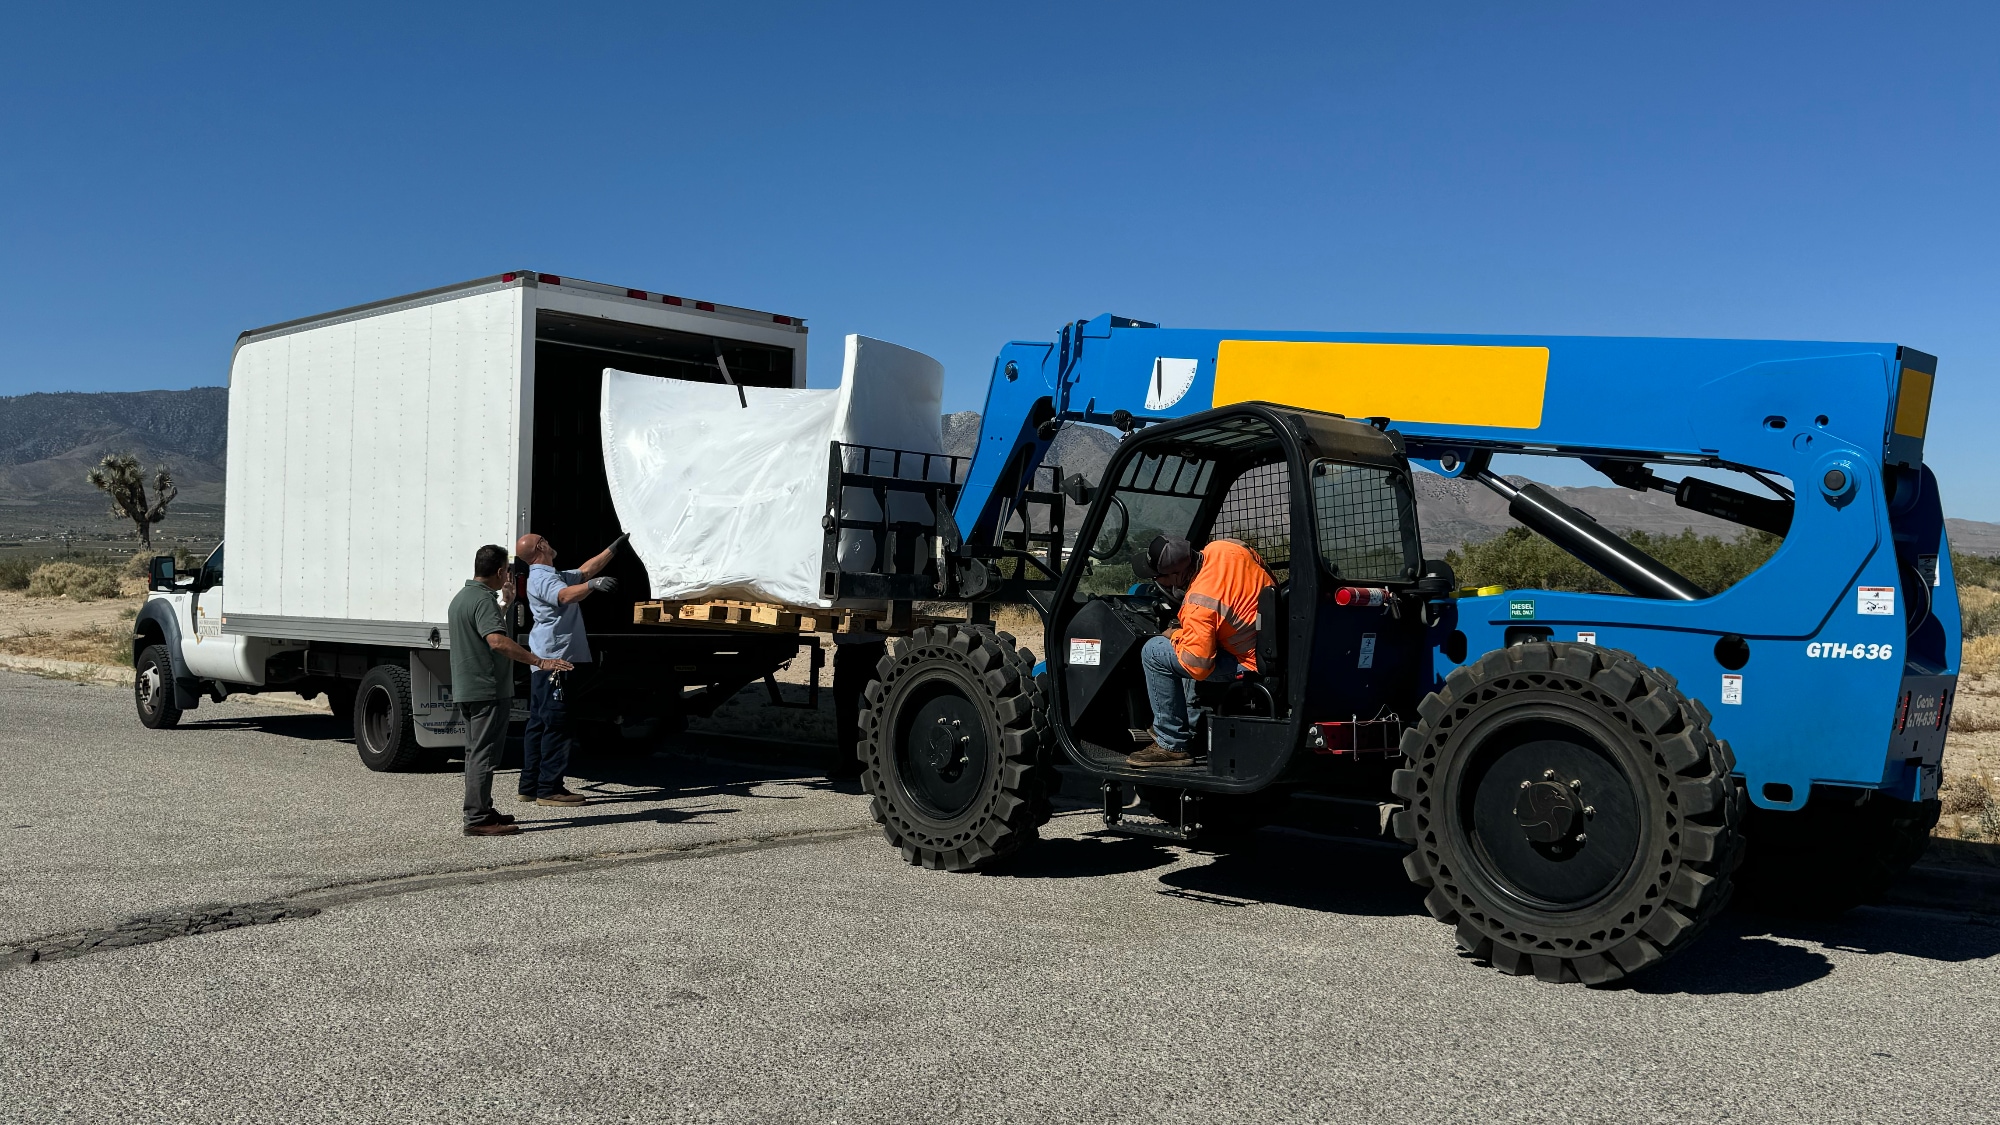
top-left (515, 534), bottom-right (553, 566)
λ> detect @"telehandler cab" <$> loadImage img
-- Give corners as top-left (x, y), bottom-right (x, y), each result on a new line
top-left (841, 320), bottom-right (1954, 985)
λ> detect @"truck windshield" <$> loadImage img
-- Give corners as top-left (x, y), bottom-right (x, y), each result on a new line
top-left (1310, 460), bottom-right (1419, 582)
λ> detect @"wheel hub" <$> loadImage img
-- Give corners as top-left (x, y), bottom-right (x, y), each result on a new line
top-left (1515, 778), bottom-right (1581, 843)
top-left (925, 717), bottom-right (968, 771)
top-left (1462, 723), bottom-right (1638, 910)
top-left (895, 688), bottom-right (991, 821)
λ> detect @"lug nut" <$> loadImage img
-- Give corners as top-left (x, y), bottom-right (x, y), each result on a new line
top-left (1520, 780), bottom-right (1531, 789)
top-left (1575, 833), bottom-right (1588, 843)
top-left (1543, 769), bottom-right (1557, 780)
top-left (1569, 779), bottom-right (1582, 791)
top-left (1583, 805), bottom-right (1595, 818)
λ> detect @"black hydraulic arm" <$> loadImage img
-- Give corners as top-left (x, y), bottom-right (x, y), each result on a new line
top-left (1465, 452), bottom-right (1708, 601)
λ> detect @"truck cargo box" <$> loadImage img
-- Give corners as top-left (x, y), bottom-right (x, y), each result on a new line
top-left (222, 271), bottom-right (807, 646)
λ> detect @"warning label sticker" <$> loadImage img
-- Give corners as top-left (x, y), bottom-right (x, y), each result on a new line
top-left (1857, 586), bottom-right (1895, 616)
top-left (1721, 674), bottom-right (1743, 705)
top-left (1068, 639), bottom-right (1102, 667)
top-left (1358, 634), bottom-right (1377, 669)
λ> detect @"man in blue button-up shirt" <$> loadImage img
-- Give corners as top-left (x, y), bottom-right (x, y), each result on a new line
top-left (512, 531), bottom-right (625, 805)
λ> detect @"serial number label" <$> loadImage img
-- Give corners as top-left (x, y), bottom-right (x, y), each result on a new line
top-left (1806, 641), bottom-right (1894, 660)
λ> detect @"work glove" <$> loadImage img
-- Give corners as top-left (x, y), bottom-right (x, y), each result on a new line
top-left (586, 576), bottom-right (620, 594)
top-left (608, 533), bottom-right (630, 557)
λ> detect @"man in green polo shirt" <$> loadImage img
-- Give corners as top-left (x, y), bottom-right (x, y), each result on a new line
top-left (451, 544), bottom-right (573, 837)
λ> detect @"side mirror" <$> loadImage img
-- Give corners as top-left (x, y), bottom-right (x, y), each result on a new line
top-left (1062, 473), bottom-right (1094, 506)
top-left (148, 555), bottom-right (177, 592)
top-left (1087, 496), bottom-right (1129, 561)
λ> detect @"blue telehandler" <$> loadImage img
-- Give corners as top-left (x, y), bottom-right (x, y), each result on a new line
top-left (829, 316), bottom-right (1956, 984)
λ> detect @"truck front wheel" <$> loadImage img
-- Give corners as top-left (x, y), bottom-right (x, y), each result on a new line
top-left (354, 664), bottom-right (425, 772)
top-left (134, 644), bottom-right (183, 729)
top-left (1393, 642), bottom-right (1744, 985)
top-left (858, 624), bottom-right (1055, 871)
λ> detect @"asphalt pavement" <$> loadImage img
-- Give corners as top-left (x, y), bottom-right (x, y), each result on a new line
top-left (3, 669), bottom-right (1999, 1123)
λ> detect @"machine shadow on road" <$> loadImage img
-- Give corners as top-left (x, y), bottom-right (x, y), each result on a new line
top-left (1628, 899), bottom-right (2000, 995)
top-left (992, 817), bottom-right (2000, 994)
top-left (174, 710), bottom-right (356, 744)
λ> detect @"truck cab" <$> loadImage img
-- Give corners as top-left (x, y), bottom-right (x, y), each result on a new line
top-left (133, 543), bottom-right (308, 727)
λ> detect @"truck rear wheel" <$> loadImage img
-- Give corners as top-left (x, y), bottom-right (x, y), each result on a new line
top-left (354, 664), bottom-right (426, 772)
top-left (134, 644), bottom-right (183, 730)
top-left (1734, 789), bottom-right (1940, 915)
top-left (858, 624), bottom-right (1055, 871)
top-left (1393, 642), bottom-right (1744, 985)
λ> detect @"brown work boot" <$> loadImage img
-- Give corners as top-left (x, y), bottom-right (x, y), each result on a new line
top-left (1127, 742), bottom-right (1193, 768)
top-left (535, 789), bottom-right (586, 806)
top-left (464, 819), bottom-right (521, 837)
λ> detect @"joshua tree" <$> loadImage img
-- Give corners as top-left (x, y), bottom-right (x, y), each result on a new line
top-left (86, 453), bottom-right (177, 547)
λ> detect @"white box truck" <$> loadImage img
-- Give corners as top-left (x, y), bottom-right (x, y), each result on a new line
top-left (131, 272), bottom-right (813, 770)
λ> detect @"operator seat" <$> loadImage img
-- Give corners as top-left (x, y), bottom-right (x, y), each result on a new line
top-left (1216, 581), bottom-right (1287, 718)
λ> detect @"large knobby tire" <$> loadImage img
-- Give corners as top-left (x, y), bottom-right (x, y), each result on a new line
top-left (1392, 642), bottom-right (1744, 985)
top-left (859, 624), bottom-right (1056, 871)
top-left (354, 664), bottom-right (426, 772)
top-left (134, 644), bottom-right (183, 730)
top-left (1734, 790), bottom-right (1941, 916)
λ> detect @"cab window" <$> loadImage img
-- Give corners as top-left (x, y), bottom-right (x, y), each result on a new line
top-left (1310, 460), bottom-right (1419, 582)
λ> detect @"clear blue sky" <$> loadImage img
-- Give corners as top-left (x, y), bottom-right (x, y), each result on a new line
top-left (3, 3), bottom-right (1995, 516)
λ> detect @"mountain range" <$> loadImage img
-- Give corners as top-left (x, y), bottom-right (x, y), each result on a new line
top-left (3, 390), bottom-right (1996, 555)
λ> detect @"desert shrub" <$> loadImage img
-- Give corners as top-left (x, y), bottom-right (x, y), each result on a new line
top-left (1953, 551), bottom-right (2000, 591)
top-left (1962, 635), bottom-right (2000, 677)
top-left (26, 562), bottom-right (122, 601)
top-left (0, 557), bottom-right (36, 591)
top-left (1941, 774), bottom-right (1992, 816)
top-left (1960, 585), bottom-right (2000, 640)
top-left (1446, 526), bottom-right (1779, 596)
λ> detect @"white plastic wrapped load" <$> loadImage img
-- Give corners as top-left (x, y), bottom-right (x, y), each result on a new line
top-left (600, 334), bottom-right (947, 608)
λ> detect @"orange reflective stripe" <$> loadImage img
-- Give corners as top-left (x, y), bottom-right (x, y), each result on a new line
top-left (1178, 651), bottom-right (1215, 674)
top-left (1180, 539), bottom-right (1275, 675)
top-left (1186, 591), bottom-right (1257, 633)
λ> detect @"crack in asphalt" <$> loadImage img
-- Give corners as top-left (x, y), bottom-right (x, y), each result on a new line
top-left (2, 823), bottom-right (878, 970)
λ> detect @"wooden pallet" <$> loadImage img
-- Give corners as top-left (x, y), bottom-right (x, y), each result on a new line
top-left (633, 599), bottom-right (958, 635)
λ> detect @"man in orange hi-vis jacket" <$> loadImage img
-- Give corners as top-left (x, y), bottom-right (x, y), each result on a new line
top-left (1128, 533), bottom-right (1276, 768)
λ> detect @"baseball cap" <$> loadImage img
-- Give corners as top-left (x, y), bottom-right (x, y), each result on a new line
top-left (1131, 534), bottom-right (1194, 580)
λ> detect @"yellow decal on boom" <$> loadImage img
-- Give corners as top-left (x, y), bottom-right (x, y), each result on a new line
top-left (1213, 341), bottom-right (1550, 430)
top-left (1892, 366), bottom-right (1933, 439)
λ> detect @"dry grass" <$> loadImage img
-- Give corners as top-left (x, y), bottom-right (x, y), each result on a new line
top-left (25, 562), bottom-right (122, 601)
top-left (1962, 634), bottom-right (2000, 678)
top-left (0, 625), bottom-right (130, 667)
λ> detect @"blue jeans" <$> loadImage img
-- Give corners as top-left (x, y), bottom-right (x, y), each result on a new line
top-left (1140, 634), bottom-right (1237, 753)
top-left (520, 668), bottom-right (576, 798)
